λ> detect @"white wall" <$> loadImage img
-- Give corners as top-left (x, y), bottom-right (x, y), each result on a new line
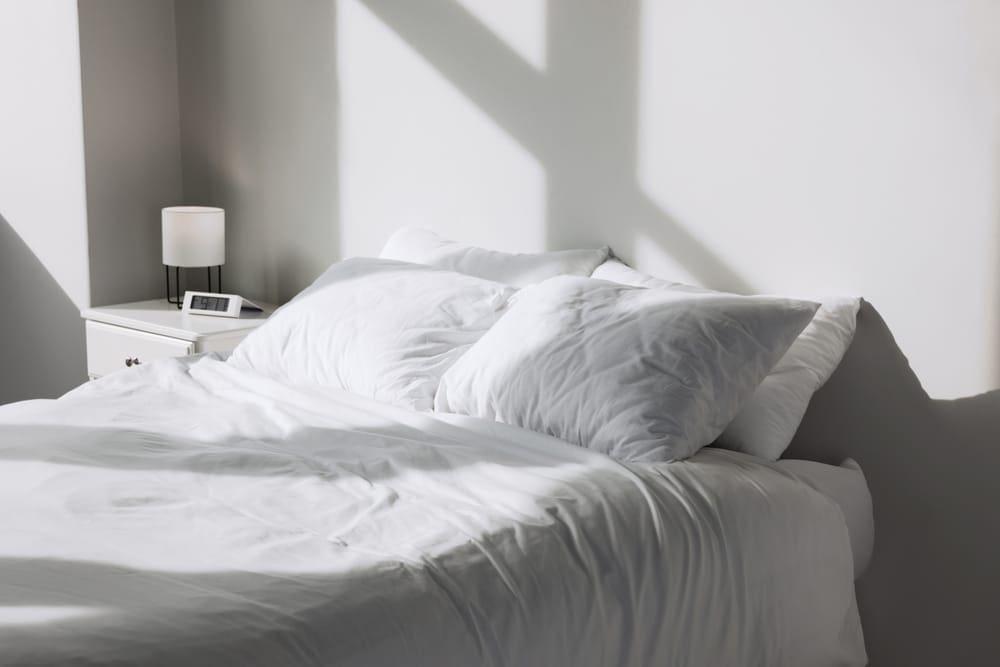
top-left (0, 0), bottom-right (91, 309)
top-left (338, 0), bottom-right (1000, 400)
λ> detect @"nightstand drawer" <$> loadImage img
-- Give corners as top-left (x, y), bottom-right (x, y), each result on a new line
top-left (86, 321), bottom-right (194, 378)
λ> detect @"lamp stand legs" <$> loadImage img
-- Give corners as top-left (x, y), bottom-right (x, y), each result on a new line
top-left (166, 265), bottom-right (222, 309)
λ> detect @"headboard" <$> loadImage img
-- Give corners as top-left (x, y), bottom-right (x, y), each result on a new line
top-left (786, 300), bottom-right (1000, 665)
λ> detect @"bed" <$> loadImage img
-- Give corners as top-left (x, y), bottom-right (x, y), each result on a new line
top-left (0, 230), bottom-right (871, 666)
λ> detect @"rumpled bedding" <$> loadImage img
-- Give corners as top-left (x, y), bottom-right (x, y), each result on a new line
top-left (0, 356), bottom-right (865, 666)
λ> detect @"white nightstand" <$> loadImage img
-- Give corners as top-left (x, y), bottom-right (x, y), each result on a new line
top-left (81, 298), bottom-right (275, 380)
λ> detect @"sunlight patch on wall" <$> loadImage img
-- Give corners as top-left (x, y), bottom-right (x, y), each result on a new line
top-left (338, 0), bottom-right (546, 256)
top-left (453, 0), bottom-right (546, 71)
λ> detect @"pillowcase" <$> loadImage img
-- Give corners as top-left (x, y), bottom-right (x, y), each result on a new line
top-left (591, 257), bottom-right (702, 292)
top-left (379, 227), bottom-right (609, 287)
top-left (434, 275), bottom-right (818, 462)
top-left (592, 259), bottom-right (861, 460)
top-left (229, 257), bottom-right (516, 411)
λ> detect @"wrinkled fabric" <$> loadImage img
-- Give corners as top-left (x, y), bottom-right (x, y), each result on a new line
top-left (0, 356), bottom-right (865, 666)
top-left (230, 257), bottom-right (515, 411)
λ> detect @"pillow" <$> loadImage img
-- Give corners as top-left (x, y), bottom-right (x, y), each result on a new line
top-left (591, 257), bottom-right (702, 292)
top-left (434, 275), bottom-right (818, 462)
top-left (229, 257), bottom-right (516, 410)
top-left (592, 259), bottom-right (861, 460)
top-left (379, 227), bottom-right (609, 287)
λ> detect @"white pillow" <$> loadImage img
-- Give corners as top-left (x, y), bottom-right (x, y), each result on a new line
top-left (379, 227), bottom-right (609, 287)
top-left (435, 275), bottom-right (818, 462)
top-left (229, 257), bottom-right (516, 410)
top-left (592, 259), bottom-right (860, 460)
top-left (591, 257), bottom-right (702, 291)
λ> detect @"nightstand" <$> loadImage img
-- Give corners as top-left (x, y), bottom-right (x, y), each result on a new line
top-left (81, 298), bottom-right (275, 380)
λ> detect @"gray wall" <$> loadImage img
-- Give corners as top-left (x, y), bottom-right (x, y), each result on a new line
top-left (78, 0), bottom-right (185, 307)
top-left (175, 0), bottom-right (339, 304)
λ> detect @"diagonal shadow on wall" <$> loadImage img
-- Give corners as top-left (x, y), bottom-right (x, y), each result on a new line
top-left (360, 0), bottom-right (752, 293)
top-left (0, 213), bottom-right (87, 404)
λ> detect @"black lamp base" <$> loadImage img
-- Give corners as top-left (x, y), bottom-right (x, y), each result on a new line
top-left (165, 265), bottom-right (223, 309)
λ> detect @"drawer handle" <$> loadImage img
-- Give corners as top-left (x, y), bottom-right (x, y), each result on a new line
top-left (124, 357), bottom-right (142, 367)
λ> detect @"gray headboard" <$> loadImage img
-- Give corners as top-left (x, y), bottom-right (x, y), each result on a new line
top-left (786, 300), bottom-right (1000, 665)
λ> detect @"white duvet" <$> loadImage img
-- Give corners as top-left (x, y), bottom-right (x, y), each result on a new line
top-left (0, 357), bottom-right (865, 666)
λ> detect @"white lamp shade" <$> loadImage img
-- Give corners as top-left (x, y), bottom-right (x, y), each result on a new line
top-left (162, 206), bottom-right (225, 267)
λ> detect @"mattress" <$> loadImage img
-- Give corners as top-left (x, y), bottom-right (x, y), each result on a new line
top-left (0, 355), bottom-right (866, 666)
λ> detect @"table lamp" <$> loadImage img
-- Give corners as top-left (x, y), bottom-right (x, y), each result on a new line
top-left (162, 206), bottom-right (225, 309)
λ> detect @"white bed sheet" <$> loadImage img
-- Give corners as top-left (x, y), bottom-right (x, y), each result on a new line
top-left (0, 356), bottom-right (866, 666)
top-left (776, 458), bottom-right (875, 579)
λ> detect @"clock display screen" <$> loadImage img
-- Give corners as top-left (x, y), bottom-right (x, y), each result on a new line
top-left (191, 295), bottom-right (230, 312)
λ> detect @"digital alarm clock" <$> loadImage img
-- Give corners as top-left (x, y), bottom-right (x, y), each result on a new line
top-left (181, 291), bottom-right (264, 318)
